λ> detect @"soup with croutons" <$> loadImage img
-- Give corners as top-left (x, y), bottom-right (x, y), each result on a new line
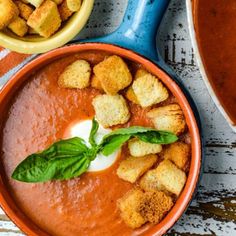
top-left (0, 51), bottom-right (191, 235)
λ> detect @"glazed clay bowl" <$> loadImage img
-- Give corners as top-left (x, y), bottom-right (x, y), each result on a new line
top-left (0, 0), bottom-right (94, 54)
top-left (0, 0), bottom-right (202, 235)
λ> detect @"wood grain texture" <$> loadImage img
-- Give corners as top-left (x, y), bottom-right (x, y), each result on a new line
top-left (0, 0), bottom-right (235, 235)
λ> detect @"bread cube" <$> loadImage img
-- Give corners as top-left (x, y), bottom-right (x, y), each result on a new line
top-left (147, 104), bottom-right (186, 135)
top-left (8, 17), bottom-right (28, 37)
top-left (163, 142), bottom-right (190, 170)
top-left (0, 0), bottom-right (19, 30)
top-left (128, 139), bottom-right (162, 157)
top-left (117, 189), bottom-right (146, 229)
top-left (58, 60), bottom-right (91, 89)
top-left (139, 169), bottom-right (165, 192)
top-left (92, 94), bottom-right (130, 128)
top-left (132, 72), bottom-right (169, 107)
top-left (27, 0), bottom-right (44, 7)
top-left (58, 0), bottom-right (73, 21)
top-left (117, 154), bottom-right (157, 183)
top-left (135, 68), bottom-right (149, 78)
top-left (66, 0), bottom-right (81, 11)
top-left (91, 75), bottom-right (103, 91)
top-left (15, 1), bottom-right (33, 21)
top-left (139, 191), bottom-right (173, 224)
top-left (125, 87), bottom-right (139, 104)
top-left (154, 160), bottom-right (186, 196)
top-left (27, 0), bottom-right (61, 38)
top-left (93, 55), bottom-right (132, 95)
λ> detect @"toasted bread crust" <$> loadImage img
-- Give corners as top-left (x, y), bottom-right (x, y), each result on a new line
top-left (0, 0), bottom-right (19, 30)
top-left (58, 60), bottom-right (91, 89)
top-left (92, 94), bottom-right (130, 128)
top-left (147, 104), bottom-right (186, 135)
top-left (93, 55), bottom-right (132, 95)
top-left (117, 154), bottom-right (158, 183)
top-left (8, 16), bottom-right (28, 37)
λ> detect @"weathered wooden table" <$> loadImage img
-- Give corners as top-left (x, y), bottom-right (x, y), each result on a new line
top-left (0, 0), bottom-right (235, 235)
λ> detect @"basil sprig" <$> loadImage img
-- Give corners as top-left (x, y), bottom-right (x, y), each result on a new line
top-left (12, 119), bottom-right (178, 183)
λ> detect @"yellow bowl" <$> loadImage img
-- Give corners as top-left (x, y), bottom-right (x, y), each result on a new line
top-left (0, 0), bottom-right (94, 54)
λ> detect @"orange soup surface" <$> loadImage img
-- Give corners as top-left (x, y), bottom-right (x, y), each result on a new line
top-left (1, 51), bottom-right (187, 236)
top-left (194, 0), bottom-right (236, 124)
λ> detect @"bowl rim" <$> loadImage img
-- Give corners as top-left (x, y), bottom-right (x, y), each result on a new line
top-left (186, 0), bottom-right (236, 133)
top-left (0, 43), bottom-right (202, 236)
top-left (0, 0), bottom-right (94, 54)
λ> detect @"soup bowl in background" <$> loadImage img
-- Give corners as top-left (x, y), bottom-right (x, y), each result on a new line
top-left (186, 0), bottom-right (236, 132)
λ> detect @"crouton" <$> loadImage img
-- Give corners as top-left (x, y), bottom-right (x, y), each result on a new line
top-left (163, 142), bottom-right (190, 171)
top-left (66, 0), bottom-right (81, 11)
top-left (154, 160), bottom-right (186, 196)
top-left (58, 60), bottom-right (91, 89)
top-left (147, 104), bottom-right (186, 135)
top-left (135, 68), bottom-right (149, 78)
top-left (8, 17), bottom-right (28, 37)
top-left (139, 191), bottom-right (173, 224)
top-left (117, 189), bottom-right (146, 228)
top-left (0, 0), bottom-right (19, 30)
top-left (117, 154), bottom-right (158, 183)
top-left (128, 138), bottom-right (162, 157)
top-left (93, 55), bottom-right (132, 95)
top-left (15, 1), bottom-right (33, 21)
top-left (132, 72), bottom-right (169, 107)
top-left (27, 0), bottom-right (61, 38)
top-left (125, 87), bottom-right (139, 104)
top-left (26, 0), bottom-right (44, 7)
top-left (58, 0), bottom-right (73, 21)
top-left (92, 94), bottom-right (130, 128)
top-left (139, 169), bottom-right (165, 192)
top-left (91, 75), bottom-right (103, 91)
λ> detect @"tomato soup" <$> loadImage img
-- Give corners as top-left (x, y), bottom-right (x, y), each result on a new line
top-left (194, 0), bottom-right (236, 124)
top-left (0, 51), bottom-right (188, 235)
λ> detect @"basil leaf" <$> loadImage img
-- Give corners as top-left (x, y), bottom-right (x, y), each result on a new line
top-left (101, 135), bottom-right (131, 156)
top-left (134, 130), bottom-right (178, 144)
top-left (89, 118), bottom-right (99, 147)
top-left (100, 127), bottom-right (178, 155)
top-left (12, 137), bottom-right (90, 182)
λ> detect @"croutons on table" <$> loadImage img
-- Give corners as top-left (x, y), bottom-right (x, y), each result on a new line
top-left (117, 154), bottom-right (158, 183)
top-left (27, 0), bottom-right (61, 38)
top-left (163, 141), bottom-right (190, 171)
top-left (132, 70), bottom-right (169, 107)
top-left (93, 55), bottom-right (132, 95)
top-left (117, 188), bottom-right (146, 229)
top-left (92, 94), bottom-right (130, 128)
top-left (147, 104), bottom-right (186, 135)
top-left (139, 191), bottom-right (173, 224)
top-left (58, 60), bottom-right (91, 89)
top-left (128, 138), bottom-right (162, 157)
top-left (0, 0), bottom-right (19, 30)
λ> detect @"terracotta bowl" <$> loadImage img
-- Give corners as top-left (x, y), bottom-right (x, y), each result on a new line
top-left (0, 0), bottom-right (94, 54)
top-left (0, 43), bottom-right (202, 235)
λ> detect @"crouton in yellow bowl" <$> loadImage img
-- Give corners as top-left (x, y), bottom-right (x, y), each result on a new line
top-left (0, 0), bottom-right (94, 54)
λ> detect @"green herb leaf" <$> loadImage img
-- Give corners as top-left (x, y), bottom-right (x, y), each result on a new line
top-left (101, 134), bottom-right (131, 156)
top-left (12, 137), bottom-right (90, 182)
top-left (134, 130), bottom-right (178, 144)
top-left (89, 118), bottom-right (99, 147)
